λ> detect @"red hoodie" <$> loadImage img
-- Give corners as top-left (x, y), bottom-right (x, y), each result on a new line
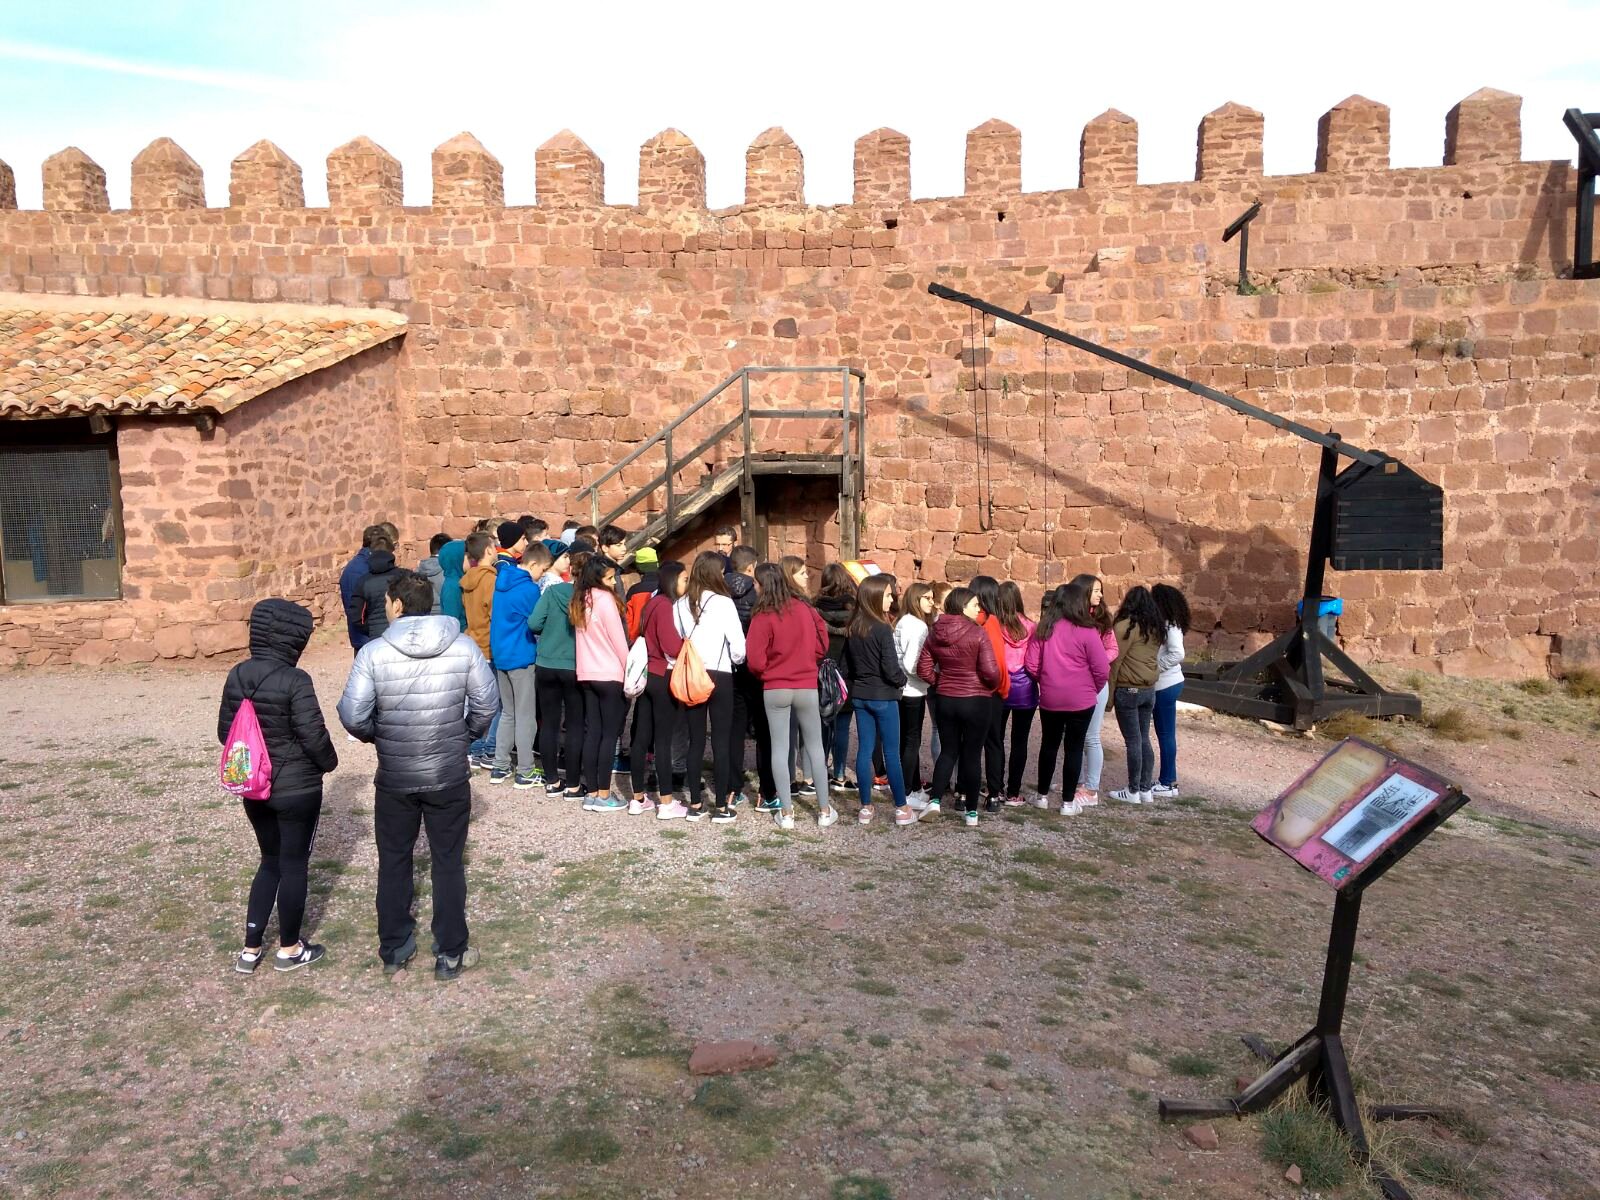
top-left (980, 613), bottom-right (1011, 700)
top-left (640, 592), bottom-right (685, 677)
top-left (747, 600), bottom-right (829, 690)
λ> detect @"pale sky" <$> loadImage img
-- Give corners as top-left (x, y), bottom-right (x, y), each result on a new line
top-left (1, 0), bottom-right (1596, 211)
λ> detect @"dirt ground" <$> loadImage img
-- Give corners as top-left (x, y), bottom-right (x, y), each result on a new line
top-left (1, 632), bottom-right (1597, 1200)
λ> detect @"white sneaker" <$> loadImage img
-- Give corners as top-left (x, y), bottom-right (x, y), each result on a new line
top-left (906, 790), bottom-right (931, 810)
top-left (817, 808), bottom-right (839, 829)
top-left (1140, 790), bottom-right (1156, 805)
top-left (1027, 791), bottom-right (1050, 809)
top-left (1076, 788), bottom-right (1099, 807)
top-left (656, 799), bottom-right (688, 820)
top-left (1060, 799), bottom-right (1083, 816)
top-left (1108, 788), bottom-right (1142, 804)
top-left (1149, 783), bottom-right (1180, 799)
top-left (776, 812), bottom-right (796, 831)
top-left (963, 810), bottom-right (979, 827)
top-left (628, 796), bottom-right (657, 816)
top-left (925, 799), bottom-right (941, 815)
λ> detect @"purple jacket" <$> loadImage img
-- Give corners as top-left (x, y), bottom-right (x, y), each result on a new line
top-left (1023, 620), bottom-right (1110, 712)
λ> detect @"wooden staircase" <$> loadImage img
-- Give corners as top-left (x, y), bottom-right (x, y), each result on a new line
top-left (578, 366), bottom-right (866, 559)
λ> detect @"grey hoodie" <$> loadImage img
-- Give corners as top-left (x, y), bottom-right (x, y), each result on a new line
top-left (416, 555), bottom-right (445, 614)
top-left (337, 614), bottom-right (497, 791)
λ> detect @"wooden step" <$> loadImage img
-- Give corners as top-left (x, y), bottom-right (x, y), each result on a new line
top-left (747, 452), bottom-right (846, 476)
top-left (625, 462), bottom-right (743, 551)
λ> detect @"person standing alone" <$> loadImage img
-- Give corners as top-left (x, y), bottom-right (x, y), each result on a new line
top-left (338, 572), bottom-right (498, 981)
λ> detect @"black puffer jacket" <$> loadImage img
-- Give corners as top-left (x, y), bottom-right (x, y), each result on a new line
top-left (351, 549), bottom-right (399, 639)
top-left (816, 594), bottom-right (854, 662)
top-left (218, 599), bottom-right (338, 798)
top-left (724, 571), bottom-right (757, 631)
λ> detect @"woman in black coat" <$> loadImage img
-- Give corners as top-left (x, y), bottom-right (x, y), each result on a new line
top-left (218, 599), bottom-right (338, 973)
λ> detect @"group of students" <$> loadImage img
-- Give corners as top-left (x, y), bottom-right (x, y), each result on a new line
top-left (222, 515), bottom-right (1193, 980)
top-left (418, 514), bottom-right (1193, 832)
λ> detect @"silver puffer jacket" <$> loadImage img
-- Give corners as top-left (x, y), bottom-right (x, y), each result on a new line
top-left (337, 614), bottom-right (498, 792)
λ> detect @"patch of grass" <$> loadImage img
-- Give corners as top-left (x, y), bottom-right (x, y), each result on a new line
top-left (1421, 706), bottom-right (1481, 742)
top-left (1403, 969), bottom-right (1465, 999)
top-left (1400, 1142), bottom-right (1489, 1196)
top-left (86, 893), bottom-right (122, 909)
top-left (866, 1033), bottom-right (891, 1048)
top-left (848, 977), bottom-right (897, 997)
top-left (18, 1160), bottom-right (81, 1195)
top-left (549, 1125), bottom-right (621, 1165)
top-left (595, 985), bottom-right (679, 1059)
top-left (982, 1052), bottom-right (1012, 1070)
top-left (922, 946), bottom-right (965, 966)
top-left (918, 1006), bottom-right (953, 1025)
top-left (1004, 870), bottom-right (1054, 894)
top-left (1167, 1052), bottom-right (1219, 1078)
top-left (272, 987), bottom-right (329, 1017)
top-left (1514, 677), bottom-right (1553, 695)
top-left (1011, 846), bottom-right (1059, 866)
top-left (1107, 971), bottom-right (1145, 992)
top-left (15, 908), bottom-right (54, 926)
top-left (660, 829), bottom-right (689, 841)
top-left (692, 1077), bottom-right (749, 1120)
top-left (832, 1174), bottom-right (894, 1200)
top-left (1561, 666), bottom-right (1600, 699)
top-left (440, 1130), bottom-right (485, 1161)
top-left (1501, 725), bottom-right (1523, 740)
top-left (1316, 710), bottom-right (1396, 749)
top-left (1259, 1102), bottom-right (1352, 1187)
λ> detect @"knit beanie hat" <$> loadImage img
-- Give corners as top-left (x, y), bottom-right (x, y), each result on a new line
top-left (497, 521), bottom-right (525, 550)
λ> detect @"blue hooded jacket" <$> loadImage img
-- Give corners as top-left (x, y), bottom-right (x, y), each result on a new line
top-left (489, 556), bottom-right (540, 670)
top-left (338, 547), bottom-right (372, 650)
top-left (438, 540), bottom-right (468, 630)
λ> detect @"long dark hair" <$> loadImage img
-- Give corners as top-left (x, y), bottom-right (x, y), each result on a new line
top-left (569, 555), bottom-right (618, 629)
top-left (819, 562), bottom-right (856, 602)
top-left (779, 555), bottom-right (808, 595)
top-left (1070, 573), bottom-right (1112, 633)
top-left (996, 581), bottom-right (1028, 640)
top-left (657, 561), bottom-right (686, 600)
top-left (900, 581), bottom-right (936, 631)
top-left (1037, 579), bottom-right (1095, 642)
top-left (847, 574), bottom-right (896, 640)
top-left (1114, 585), bottom-right (1165, 644)
top-left (1152, 583), bottom-right (1191, 635)
top-left (753, 561), bottom-right (798, 617)
top-left (685, 551), bottom-right (730, 620)
top-left (969, 574), bottom-right (1000, 620)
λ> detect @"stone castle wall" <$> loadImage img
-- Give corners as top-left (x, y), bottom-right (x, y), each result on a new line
top-left (1, 88), bottom-right (1596, 674)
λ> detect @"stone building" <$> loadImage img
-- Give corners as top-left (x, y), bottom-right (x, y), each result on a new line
top-left (0, 87), bottom-right (1596, 674)
top-left (0, 295), bottom-right (404, 664)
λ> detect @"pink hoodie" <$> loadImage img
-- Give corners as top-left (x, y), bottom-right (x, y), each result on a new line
top-left (575, 589), bottom-right (628, 683)
top-left (1023, 620), bottom-right (1111, 712)
top-left (1001, 617), bottom-right (1037, 675)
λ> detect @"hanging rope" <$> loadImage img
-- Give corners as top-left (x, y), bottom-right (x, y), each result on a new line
top-left (979, 314), bottom-right (994, 529)
top-left (1043, 336), bottom-right (1054, 555)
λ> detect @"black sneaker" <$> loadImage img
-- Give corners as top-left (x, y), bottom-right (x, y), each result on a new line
top-left (983, 797), bottom-right (1001, 814)
top-left (685, 804), bottom-right (706, 823)
top-left (711, 804), bottom-right (737, 823)
top-left (795, 779), bottom-right (818, 798)
top-left (235, 947), bottom-right (267, 974)
top-left (382, 932), bottom-right (418, 977)
top-left (435, 946), bottom-right (481, 982)
top-left (274, 943), bottom-right (326, 972)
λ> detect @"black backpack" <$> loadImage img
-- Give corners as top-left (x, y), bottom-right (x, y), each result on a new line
top-left (817, 657), bottom-right (850, 721)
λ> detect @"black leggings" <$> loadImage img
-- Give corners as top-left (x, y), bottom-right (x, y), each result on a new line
top-left (898, 695), bottom-right (927, 792)
top-left (242, 787), bottom-right (323, 948)
top-left (1004, 706), bottom-right (1036, 798)
top-left (929, 694), bottom-right (989, 813)
top-left (1038, 705), bottom-right (1096, 797)
top-left (682, 669), bottom-right (736, 806)
top-left (581, 680), bottom-right (628, 794)
top-left (631, 672), bottom-right (678, 797)
top-left (537, 666), bottom-right (582, 789)
top-left (983, 693), bottom-right (1006, 796)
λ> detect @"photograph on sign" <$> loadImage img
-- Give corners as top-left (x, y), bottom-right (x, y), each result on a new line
top-left (1252, 738), bottom-right (1455, 889)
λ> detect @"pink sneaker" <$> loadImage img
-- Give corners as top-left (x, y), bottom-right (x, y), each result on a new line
top-left (858, 806), bottom-right (874, 825)
top-left (1002, 795), bottom-right (1026, 808)
top-left (628, 796), bottom-right (658, 816)
top-left (1076, 788), bottom-right (1099, 807)
top-left (655, 799), bottom-right (688, 821)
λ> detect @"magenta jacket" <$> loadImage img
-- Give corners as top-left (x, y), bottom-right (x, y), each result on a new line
top-left (1023, 620), bottom-right (1110, 712)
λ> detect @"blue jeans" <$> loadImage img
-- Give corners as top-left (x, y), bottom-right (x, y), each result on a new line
top-left (1153, 681), bottom-right (1183, 787)
top-left (827, 701), bottom-right (853, 780)
top-left (854, 698), bottom-right (906, 807)
top-left (468, 709), bottom-right (501, 760)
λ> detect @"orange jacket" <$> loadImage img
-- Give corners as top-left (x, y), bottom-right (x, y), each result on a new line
top-left (981, 613), bottom-right (1011, 700)
top-left (461, 564), bottom-right (496, 663)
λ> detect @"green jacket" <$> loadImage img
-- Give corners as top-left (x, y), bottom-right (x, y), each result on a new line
top-left (529, 582), bottom-right (577, 670)
top-left (1109, 618), bottom-right (1161, 690)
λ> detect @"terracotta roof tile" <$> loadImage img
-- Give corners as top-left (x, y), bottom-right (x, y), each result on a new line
top-left (0, 297), bottom-right (406, 418)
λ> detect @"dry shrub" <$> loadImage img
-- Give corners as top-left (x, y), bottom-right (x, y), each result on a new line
top-left (1422, 706), bottom-right (1481, 742)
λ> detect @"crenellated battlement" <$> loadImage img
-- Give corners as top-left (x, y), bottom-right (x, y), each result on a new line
top-left (0, 88), bottom-right (1540, 217)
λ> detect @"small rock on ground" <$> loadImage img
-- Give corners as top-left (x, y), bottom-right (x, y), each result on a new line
top-left (1285, 1163), bottom-right (1303, 1184)
top-left (688, 1040), bottom-right (779, 1076)
top-left (1184, 1123), bottom-right (1220, 1150)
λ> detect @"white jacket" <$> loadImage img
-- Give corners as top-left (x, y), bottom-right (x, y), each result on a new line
top-left (673, 592), bottom-right (746, 674)
top-left (1155, 625), bottom-right (1186, 691)
top-left (894, 613), bottom-right (931, 697)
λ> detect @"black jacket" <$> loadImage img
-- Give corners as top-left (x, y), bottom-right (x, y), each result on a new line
top-left (351, 549), bottom-right (398, 639)
top-left (843, 621), bottom-right (909, 701)
top-left (218, 599), bottom-right (338, 798)
top-left (816, 594), bottom-right (854, 662)
top-left (724, 572), bottom-right (757, 631)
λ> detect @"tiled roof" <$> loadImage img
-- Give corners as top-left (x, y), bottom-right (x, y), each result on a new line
top-left (0, 296), bottom-right (406, 419)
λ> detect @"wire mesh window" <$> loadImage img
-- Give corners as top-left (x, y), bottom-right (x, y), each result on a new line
top-left (0, 436), bottom-right (122, 603)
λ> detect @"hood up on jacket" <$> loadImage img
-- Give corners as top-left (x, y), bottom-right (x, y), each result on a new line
top-left (725, 573), bottom-right (754, 602)
top-left (366, 548), bottom-right (397, 576)
top-left (382, 614), bottom-right (464, 660)
top-left (439, 539), bottom-right (467, 582)
top-left (248, 598), bottom-right (314, 666)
